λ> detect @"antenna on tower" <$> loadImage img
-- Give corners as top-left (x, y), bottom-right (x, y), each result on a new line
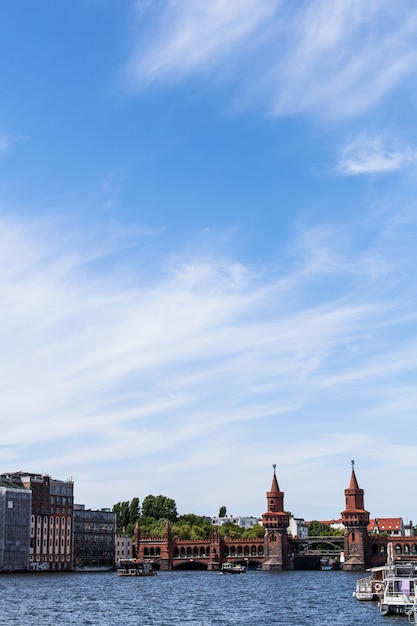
top-left (273, 463), bottom-right (276, 474)
top-left (351, 459), bottom-right (355, 469)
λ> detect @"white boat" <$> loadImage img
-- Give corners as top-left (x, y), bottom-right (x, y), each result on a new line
top-left (353, 566), bottom-right (385, 601)
top-left (378, 562), bottom-right (417, 616)
top-left (221, 562), bottom-right (246, 574)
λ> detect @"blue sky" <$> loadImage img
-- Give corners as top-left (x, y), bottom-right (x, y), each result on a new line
top-left (1, 0), bottom-right (417, 523)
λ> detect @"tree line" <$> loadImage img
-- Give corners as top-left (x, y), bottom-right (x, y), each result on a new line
top-left (112, 497), bottom-right (265, 539)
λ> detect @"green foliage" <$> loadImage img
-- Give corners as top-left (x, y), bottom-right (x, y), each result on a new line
top-left (219, 506), bottom-right (227, 517)
top-left (218, 521), bottom-right (243, 538)
top-left (141, 494), bottom-right (178, 522)
top-left (138, 516), bottom-right (167, 538)
top-left (307, 520), bottom-right (343, 537)
top-left (243, 524), bottom-right (265, 539)
top-left (218, 522), bottom-right (265, 539)
top-left (129, 497), bottom-right (140, 524)
top-left (113, 499), bottom-right (140, 534)
top-left (171, 514), bottom-right (213, 540)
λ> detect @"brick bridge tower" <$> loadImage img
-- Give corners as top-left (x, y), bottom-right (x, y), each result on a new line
top-left (261, 464), bottom-right (290, 570)
top-left (341, 460), bottom-right (370, 570)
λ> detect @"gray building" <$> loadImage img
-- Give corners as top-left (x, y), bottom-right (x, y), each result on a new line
top-left (0, 475), bottom-right (32, 571)
top-left (74, 505), bottom-right (116, 571)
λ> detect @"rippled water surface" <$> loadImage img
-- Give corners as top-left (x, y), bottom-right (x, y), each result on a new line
top-left (0, 569), bottom-right (404, 625)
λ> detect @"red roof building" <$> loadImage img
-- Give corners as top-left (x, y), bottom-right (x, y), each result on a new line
top-left (368, 518), bottom-right (404, 537)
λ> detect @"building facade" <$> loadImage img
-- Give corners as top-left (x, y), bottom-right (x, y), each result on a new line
top-left (6, 472), bottom-right (74, 571)
top-left (0, 475), bottom-right (32, 571)
top-left (368, 518), bottom-right (405, 537)
top-left (116, 534), bottom-right (133, 565)
top-left (288, 516), bottom-right (308, 540)
top-left (74, 506), bottom-right (116, 570)
top-left (210, 515), bottom-right (259, 528)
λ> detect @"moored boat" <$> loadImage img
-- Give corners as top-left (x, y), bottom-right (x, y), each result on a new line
top-left (221, 562), bottom-right (246, 574)
top-left (117, 559), bottom-right (156, 577)
top-left (353, 566), bottom-right (385, 601)
top-left (378, 562), bottom-right (417, 616)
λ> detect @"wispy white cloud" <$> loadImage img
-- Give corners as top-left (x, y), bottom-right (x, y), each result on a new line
top-left (0, 208), bottom-right (416, 512)
top-left (267, 0), bottom-right (417, 119)
top-left (126, 0), bottom-right (417, 120)
top-left (126, 0), bottom-right (280, 87)
top-left (337, 135), bottom-right (417, 175)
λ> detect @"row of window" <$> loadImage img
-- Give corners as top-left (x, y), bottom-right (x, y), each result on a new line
top-left (50, 483), bottom-right (73, 497)
top-left (31, 515), bottom-right (72, 527)
top-left (50, 496), bottom-right (73, 505)
top-left (142, 545), bottom-right (266, 558)
top-left (370, 543), bottom-right (417, 555)
top-left (30, 554), bottom-right (71, 562)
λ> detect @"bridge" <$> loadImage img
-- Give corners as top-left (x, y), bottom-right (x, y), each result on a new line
top-left (289, 536), bottom-right (345, 570)
top-left (136, 531), bottom-right (347, 571)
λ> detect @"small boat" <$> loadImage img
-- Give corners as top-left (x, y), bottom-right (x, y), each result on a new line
top-left (117, 559), bottom-right (156, 577)
top-left (353, 565), bottom-right (385, 601)
top-left (221, 563), bottom-right (246, 574)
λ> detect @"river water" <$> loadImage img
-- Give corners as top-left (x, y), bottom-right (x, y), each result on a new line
top-left (0, 569), bottom-right (404, 625)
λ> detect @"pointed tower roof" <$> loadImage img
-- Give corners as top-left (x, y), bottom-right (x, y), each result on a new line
top-left (349, 466), bottom-right (360, 491)
top-left (270, 464), bottom-right (280, 494)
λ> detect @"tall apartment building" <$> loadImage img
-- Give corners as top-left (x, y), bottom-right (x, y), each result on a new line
top-left (0, 475), bottom-right (32, 571)
top-left (9, 472), bottom-right (74, 571)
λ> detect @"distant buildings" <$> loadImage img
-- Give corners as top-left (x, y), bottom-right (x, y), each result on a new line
top-left (0, 471), bottom-right (116, 573)
top-left (316, 517), bottom-right (411, 538)
top-left (210, 515), bottom-right (259, 528)
top-left (0, 465), bottom-right (415, 574)
top-left (368, 518), bottom-right (405, 537)
top-left (288, 516), bottom-right (308, 540)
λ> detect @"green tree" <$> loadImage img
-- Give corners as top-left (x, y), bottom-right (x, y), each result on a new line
top-left (129, 497), bottom-right (140, 524)
top-left (138, 516), bottom-right (167, 538)
top-left (219, 506), bottom-right (227, 517)
top-left (218, 521), bottom-right (244, 539)
top-left (141, 494), bottom-right (178, 522)
top-left (242, 524), bottom-right (265, 539)
top-left (112, 501), bottom-right (131, 533)
top-left (171, 514), bottom-right (213, 540)
top-left (307, 520), bottom-right (343, 537)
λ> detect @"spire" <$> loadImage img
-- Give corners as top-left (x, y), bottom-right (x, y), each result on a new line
top-left (270, 463), bottom-right (280, 493)
top-left (349, 460), bottom-right (360, 491)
